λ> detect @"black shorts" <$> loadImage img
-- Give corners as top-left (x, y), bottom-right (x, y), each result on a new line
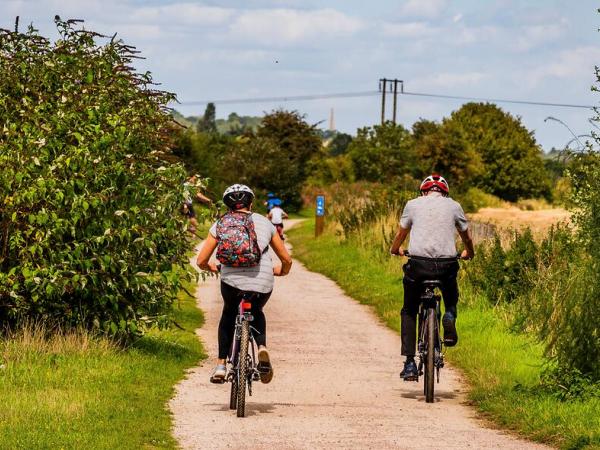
top-left (184, 202), bottom-right (195, 218)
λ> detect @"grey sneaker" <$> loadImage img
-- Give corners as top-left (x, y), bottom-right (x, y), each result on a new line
top-left (257, 347), bottom-right (273, 384)
top-left (400, 358), bottom-right (418, 381)
top-left (210, 364), bottom-right (226, 384)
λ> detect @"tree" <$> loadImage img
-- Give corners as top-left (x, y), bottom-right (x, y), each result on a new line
top-left (347, 122), bottom-right (418, 182)
top-left (254, 110), bottom-right (322, 208)
top-left (440, 103), bottom-right (551, 201)
top-left (197, 102), bottom-right (217, 133)
top-left (0, 18), bottom-right (192, 335)
top-left (328, 132), bottom-right (353, 156)
top-left (411, 119), bottom-right (481, 188)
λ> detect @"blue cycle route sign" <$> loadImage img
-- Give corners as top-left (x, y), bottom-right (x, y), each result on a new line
top-left (316, 195), bottom-right (325, 217)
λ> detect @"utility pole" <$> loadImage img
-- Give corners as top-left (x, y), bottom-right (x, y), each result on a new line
top-left (380, 78), bottom-right (403, 125)
top-left (379, 78), bottom-right (387, 125)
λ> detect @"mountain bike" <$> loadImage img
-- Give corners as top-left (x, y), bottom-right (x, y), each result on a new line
top-left (225, 294), bottom-right (262, 417)
top-left (416, 278), bottom-right (445, 403)
top-left (406, 252), bottom-right (461, 403)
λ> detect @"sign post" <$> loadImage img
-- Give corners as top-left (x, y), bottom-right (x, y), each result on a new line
top-left (315, 195), bottom-right (325, 237)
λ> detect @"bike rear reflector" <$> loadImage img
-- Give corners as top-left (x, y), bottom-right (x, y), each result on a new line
top-left (243, 302), bottom-right (252, 310)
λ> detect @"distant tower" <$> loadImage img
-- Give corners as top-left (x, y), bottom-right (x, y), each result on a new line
top-left (329, 108), bottom-right (336, 131)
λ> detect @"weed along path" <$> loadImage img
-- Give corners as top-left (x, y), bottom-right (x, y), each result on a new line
top-left (170, 221), bottom-right (548, 450)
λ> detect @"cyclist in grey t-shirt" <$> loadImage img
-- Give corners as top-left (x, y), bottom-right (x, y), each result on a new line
top-left (390, 174), bottom-right (474, 381)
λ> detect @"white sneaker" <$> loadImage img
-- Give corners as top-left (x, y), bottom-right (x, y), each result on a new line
top-left (257, 347), bottom-right (273, 384)
top-left (210, 364), bottom-right (226, 383)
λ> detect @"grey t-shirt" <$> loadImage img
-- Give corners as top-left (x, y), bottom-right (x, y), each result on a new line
top-left (400, 193), bottom-right (468, 258)
top-left (210, 212), bottom-right (276, 293)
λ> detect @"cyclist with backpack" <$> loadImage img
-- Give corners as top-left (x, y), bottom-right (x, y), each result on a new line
top-left (389, 174), bottom-right (475, 380)
top-left (196, 184), bottom-right (292, 384)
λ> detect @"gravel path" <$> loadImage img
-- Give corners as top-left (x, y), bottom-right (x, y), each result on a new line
top-left (170, 221), bottom-right (548, 449)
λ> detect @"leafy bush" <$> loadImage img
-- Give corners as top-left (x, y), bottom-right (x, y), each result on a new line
top-left (0, 19), bottom-right (192, 335)
top-left (464, 229), bottom-right (539, 304)
top-left (455, 187), bottom-right (505, 213)
top-left (465, 222), bottom-right (600, 381)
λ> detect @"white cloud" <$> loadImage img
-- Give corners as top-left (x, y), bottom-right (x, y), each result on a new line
top-left (131, 3), bottom-right (234, 27)
top-left (399, 0), bottom-right (447, 19)
top-left (411, 72), bottom-right (487, 90)
top-left (525, 46), bottom-right (600, 86)
top-left (382, 21), bottom-right (437, 38)
top-left (516, 19), bottom-right (568, 52)
top-left (228, 8), bottom-right (364, 45)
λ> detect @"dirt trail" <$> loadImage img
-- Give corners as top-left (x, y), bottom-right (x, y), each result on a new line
top-left (170, 221), bottom-right (548, 449)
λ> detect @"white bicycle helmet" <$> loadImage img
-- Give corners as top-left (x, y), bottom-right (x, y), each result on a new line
top-left (223, 184), bottom-right (255, 210)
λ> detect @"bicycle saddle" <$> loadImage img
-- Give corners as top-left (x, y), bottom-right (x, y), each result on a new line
top-left (421, 280), bottom-right (443, 289)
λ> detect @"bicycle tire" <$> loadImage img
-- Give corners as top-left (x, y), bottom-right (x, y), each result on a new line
top-left (229, 375), bottom-right (238, 410)
top-left (425, 307), bottom-right (436, 403)
top-left (236, 320), bottom-right (250, 417)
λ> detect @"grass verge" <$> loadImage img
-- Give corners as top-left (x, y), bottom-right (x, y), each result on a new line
top-left (288, 218), bottom-right (600, 450)
top-left (0, 279), bottom-right (205, 449)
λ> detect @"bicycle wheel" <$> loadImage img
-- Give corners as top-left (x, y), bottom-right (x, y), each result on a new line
top-left (229, 374), bottom-right (238, 410)
top-left (236, 320), bottom-right (250, 417)
top-left (425, 307), bottom-right (436, 403)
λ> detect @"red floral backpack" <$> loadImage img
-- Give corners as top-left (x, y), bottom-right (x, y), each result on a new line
top-left (216, 211), bottom-right (262, 267)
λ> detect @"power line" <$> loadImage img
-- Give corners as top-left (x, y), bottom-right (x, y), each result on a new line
top-left (177, 90), bottom-right (378, 105)
top-left (175, 89), bottom-right (595, 110)
top-left (402, 91), bottom-right (595, 110)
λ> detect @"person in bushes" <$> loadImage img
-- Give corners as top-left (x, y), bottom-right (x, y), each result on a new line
top-left (183, 174), bottom-right (211, 234)
top-left (390, 174), bottom-right (475, 381)
top-left (196, 184), bottom-right (292, 384)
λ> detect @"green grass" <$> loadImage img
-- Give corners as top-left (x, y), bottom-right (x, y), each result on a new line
top-left (289, 218), bottom-right (600, 450)
top-left (0, 281), bottom-right (205, 449)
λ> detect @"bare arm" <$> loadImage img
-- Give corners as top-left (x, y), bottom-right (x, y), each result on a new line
top-left (390, 226), bottom-right (410, 256)
top-left (196, 234), bottom-right (220, 272)
top-left (195, 191), bottom-right (212, 205)
top-left (270, 232), bottom-right (292, 276)
top-left (282, 210), bottom-right (289, 219)
top-left (458, 228), bottom-right (475, 260)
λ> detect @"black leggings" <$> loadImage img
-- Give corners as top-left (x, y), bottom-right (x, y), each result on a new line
top-left (401, 258), bottom-right (459, 356)
top-left (218, 282), bottom-right (272, 359)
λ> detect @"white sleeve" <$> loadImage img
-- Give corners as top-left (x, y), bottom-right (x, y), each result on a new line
top-left (400, 202), bottom-right (412, 229)
top-left (455, 203), bottom-right (469, 232)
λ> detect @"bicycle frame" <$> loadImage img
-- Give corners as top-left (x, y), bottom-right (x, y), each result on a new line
top-left (226, 298), bottom-right (260, 394)
top-left (417, 286), bottom-right (444, 384)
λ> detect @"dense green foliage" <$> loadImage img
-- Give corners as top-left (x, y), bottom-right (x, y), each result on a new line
top-left (196, 102), bottom-right (216, 133)
top-left (0, 19), bottom-right (192, 334)
top-left (412, 118), bottom-right (484, 188)
top-left (327, 132), bottom-right (353, 156)
top-left (347, 122), bottom-right (418, 182)
top-left (443, 103), bottom-right (551, 201)
top-left (174, 109), bottom-right (321, 209)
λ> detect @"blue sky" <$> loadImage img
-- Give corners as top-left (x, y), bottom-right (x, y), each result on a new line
top-left (3, 0), bottom-right (600, 150)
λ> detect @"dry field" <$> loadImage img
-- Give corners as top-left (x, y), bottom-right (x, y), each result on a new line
top-left (468, 207), bottom-right (571, 243)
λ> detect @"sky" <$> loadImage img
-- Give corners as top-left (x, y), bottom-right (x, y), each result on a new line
top-left (2, 0), bottom-right (600, 151)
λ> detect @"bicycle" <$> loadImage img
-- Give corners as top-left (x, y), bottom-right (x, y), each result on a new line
top-left (405, 252), bottom-right (461, 403)
top-left (223, 294), bottom-right (262, 417)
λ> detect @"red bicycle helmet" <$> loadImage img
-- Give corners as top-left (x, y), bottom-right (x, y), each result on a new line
top-left (420, 174), bottom-right (449, 195)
